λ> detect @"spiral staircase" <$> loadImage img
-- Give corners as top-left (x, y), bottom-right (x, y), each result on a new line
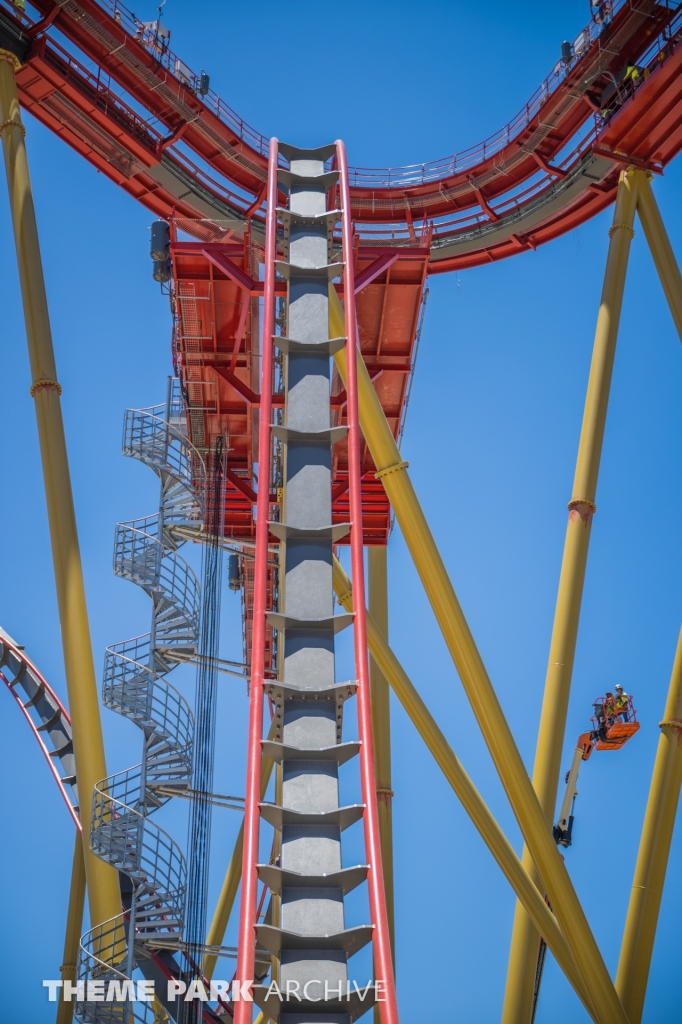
top-left (77, 379), bottom-right (205, 1023)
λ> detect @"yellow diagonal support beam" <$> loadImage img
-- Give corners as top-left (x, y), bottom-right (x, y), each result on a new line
top-left (331, 555), bottom-right (596, 1019)
top-left (635, 169), bottom-right (682, 342)
top-left (329, 288), bottom-right (626, 1024)
top-left (0, 50), bottom-right (120, 929)
top-left (616, 627), bottom-right (682, 1023)
top-left (203, 722), bottom-right (277, 981)
top-left (503, 168), bottom-right (639, 1023)
top-left (56, 833), bottom-right (86, 1024)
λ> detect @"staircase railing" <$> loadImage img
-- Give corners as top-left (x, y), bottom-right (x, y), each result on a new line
top-left (77, 379), bottom-right (204, 1023)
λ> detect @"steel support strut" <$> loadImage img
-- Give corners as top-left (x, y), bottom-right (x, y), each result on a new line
top-left (331, 556), bottom-right (596, 1020)
top-left (203, 727), bottom-right (277, 981)
top-left (328, 290), bottom-right (627, 1024)
top-left (502, 169), bottom-right (638, 1024)
top-left (368, 545), bottom-right (395, 968)
top-left (635, 170), bottom-right (682, 343)
top-left (56, 833), bottom-right (86, 1024)
top-left (616, 627), bottom-right (682, 1023)
top-left (0, 49), bottom-right (121, 930)
top-left (613, 179), bottom-right (682, 1022)
top-left (233, 136), bottom-right (279, 1024)
top-left (337, 139), bottom-right (401, 1024)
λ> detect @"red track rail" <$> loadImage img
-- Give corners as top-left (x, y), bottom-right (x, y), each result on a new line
top-left (233, 138), bottom-right (278, 1024)
top-left (338, 137), bottom-right (400, 1024)
top-left (4, 0), bottom-right (682, 273)
top-left (0, 631), bottom-right (80, 829)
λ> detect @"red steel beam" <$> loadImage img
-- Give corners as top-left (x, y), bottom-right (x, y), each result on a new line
top-left (355, 252), bottom-right (399, 293)
top-left (337, 138), bottom-right (400, 1024)
top-left (233, 138), bottom-right (278, 1023)
top-left (201, 248), bottom-right (256, 293)
top-left (225, 467), bottom-right (257, 505)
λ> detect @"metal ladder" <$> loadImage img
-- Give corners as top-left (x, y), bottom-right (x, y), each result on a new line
top-left (235, 140), bottom-right (399, 1024)
top-left (77, 379), bottom-right (204, 1024)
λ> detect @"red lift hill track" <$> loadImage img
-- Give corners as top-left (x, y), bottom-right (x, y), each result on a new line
top-left (3, 0), bottom-right (682, 668)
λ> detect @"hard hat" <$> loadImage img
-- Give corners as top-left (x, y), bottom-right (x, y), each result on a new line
top-left (615, 684), bottom-right (623, 690)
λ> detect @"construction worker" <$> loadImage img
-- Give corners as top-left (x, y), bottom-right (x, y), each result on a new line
top-left (614, 684), bottom-right (629, 722)
top-left (623, 63), bottom-right (641, 96)
top-left (592, 1), bottom-right (611, 28)
top-left (594, 693), bottom-right (613, 738)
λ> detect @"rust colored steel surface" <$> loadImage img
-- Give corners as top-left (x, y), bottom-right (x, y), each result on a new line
top-left (170, 231), bottom-right (429, 546)
top-left (170, 229), bottom-right (426, 675)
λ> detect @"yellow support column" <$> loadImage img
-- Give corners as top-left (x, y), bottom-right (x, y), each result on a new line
top-left (331, 556), bottom-right (596, 1021)
top-left (615, 628), bottom-right (682, 1023)
top-left (0, 52), bottom-right (120, 927)
top-left (502, 168), bottom-right (638, 1024)
top-left (635, 170), bottom-right (682, 341)
top-left (329, 289), bottom-right (627, 1024)
top-left (368, 545), bottom-right (394, 958)
top-left (56, 834), bottom-right (86, 1024)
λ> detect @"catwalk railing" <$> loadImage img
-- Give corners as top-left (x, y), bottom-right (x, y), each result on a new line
top-left (76, 378), bottom-right (204, 1024)
top-left (19, 0), bottom-right (673, 186)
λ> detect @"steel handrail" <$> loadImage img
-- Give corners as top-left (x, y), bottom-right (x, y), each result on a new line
top-left (113, 523), bottom-right (200, 633)
top-left (13, 0), bottom-right (677, 204)
top-left (29, 0), bottom-right (673, 188)
top-left (77, 379), bottom-right (202, 1022)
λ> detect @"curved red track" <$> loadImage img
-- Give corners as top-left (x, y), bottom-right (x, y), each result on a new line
top-left (2, 0), bottom-right (682, 546)
top-left (2, 0), bottom-right (682, 273)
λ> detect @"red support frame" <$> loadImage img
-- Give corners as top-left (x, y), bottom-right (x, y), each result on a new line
top-left (336, 139), bottom-right (401, 1024)
top-left (233, 137), bottom-right (279, 1024)
top-left (354, 252), bottom-right (398, 293)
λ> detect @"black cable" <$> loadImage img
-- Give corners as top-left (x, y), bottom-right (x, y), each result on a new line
top-left (183, 435), bottom-right (225, 1021)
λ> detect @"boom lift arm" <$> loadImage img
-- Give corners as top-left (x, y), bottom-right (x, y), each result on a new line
top-left (553, 733), bottom-right (594, 848)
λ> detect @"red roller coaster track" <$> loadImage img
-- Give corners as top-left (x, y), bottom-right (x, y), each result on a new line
top-left (3, 0), bottom-right (682, 649)
top-left (2, 0), bottom-right (682, 271)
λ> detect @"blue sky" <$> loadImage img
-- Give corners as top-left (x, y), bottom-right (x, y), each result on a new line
top-left (1, 1), bottom-right (681, 1021)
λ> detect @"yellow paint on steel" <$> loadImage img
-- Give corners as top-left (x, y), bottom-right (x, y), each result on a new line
top-left (203, 725), bottom-right (277, 980)
top-left (616, 627), bottom-right (682, 1023)
top-left (56, 834), bottom-right (86, 1024)
top-left (0, 51), bottom-right (121, 928)
top-left (636, 170), bottom-right (682, 343)
top-left (368, 545), bottom-right (395, 961)
top-left (331, 555), bottom-right (596, 1020)
top-left (502, 169), bottom-right (639, 1024)
top-left (329, 287), bottom-right (625, 1024)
